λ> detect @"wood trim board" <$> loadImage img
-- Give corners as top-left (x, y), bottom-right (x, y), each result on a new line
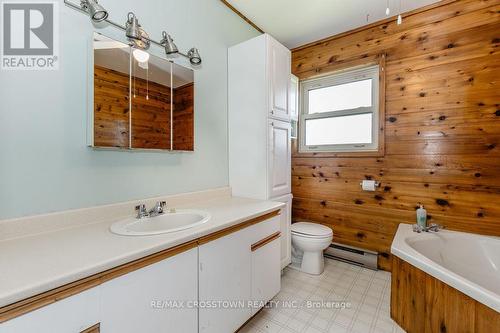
top-left (0, 209), bottom-right (281, 323)
top-left (291, 0), bottom-right (460, 52)
top-left (251, 231), bottom-right (281, 252)
top-left (80, 323), bottom-right (100, 333)
top-left (220, 0), bottom-right (264, 34)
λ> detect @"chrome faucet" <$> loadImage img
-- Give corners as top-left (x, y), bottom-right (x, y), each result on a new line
top-left (413, 223), bottom-right (445, 233)
top-left (148, 201), bottom-right (167, 217)
top-left (135, 204), bottom-right (149, 219)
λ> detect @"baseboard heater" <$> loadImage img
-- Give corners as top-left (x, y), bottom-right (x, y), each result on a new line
top-left (324, 242), bottom-right (378, 271)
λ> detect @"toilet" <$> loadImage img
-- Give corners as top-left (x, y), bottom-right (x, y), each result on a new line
top-left (290, 222), bottom-right (333, 275)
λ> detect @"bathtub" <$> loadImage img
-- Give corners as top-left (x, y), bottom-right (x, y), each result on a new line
top-left (391, 223), bottom-right (500, 313)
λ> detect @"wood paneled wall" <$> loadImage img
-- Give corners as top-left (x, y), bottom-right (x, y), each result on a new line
top-left (94, 66), bottom-right (194, 150)
top-left (130, 71), bottom-right (172, 150)
top-left (391, 256), bottom-right (500, 332)
top-left (94, 66), bottom-right (130, 148)
top-left (94, 65), bottom-right (171, 149)
top-left (291, 0), bottom-right (500, 271)
top-left (173, 83), bottom-right (194, 151)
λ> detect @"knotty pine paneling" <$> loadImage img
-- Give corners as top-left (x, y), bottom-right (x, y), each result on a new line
top-left (173, 83), bottom-right (194, 151)
top-left (94, 66), bottom-right (194, 150)
top-left (391, 256), bottom-right (499, 332)
top-left (130, 70), bottom-right (172, 150)
top-left (291, 0), bottom-right (500, 271)
top-left (94, 66), bottom-right (130, 148)
top-left (94, 65), bottom-right (172, 149)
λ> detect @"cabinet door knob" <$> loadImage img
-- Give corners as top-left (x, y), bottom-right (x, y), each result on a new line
top-left (270, 110), bottom-right (274, 114)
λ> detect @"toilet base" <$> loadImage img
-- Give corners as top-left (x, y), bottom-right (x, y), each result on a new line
top-left (300, 251), bottom-right (325, 275)
top-left (290, 247), bottom-right (326, 275)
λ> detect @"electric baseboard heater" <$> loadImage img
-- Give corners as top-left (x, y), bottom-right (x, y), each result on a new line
top-left (324, 242), bottom-right (378, 270)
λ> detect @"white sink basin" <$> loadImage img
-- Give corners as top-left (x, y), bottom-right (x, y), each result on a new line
top-left (110, 209), bottom-right (211, 236)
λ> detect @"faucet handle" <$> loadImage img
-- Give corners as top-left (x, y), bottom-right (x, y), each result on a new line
top-left (158, 201), bottom-right (167, 213)
top-left (135, 203), bottom-right (148, 218)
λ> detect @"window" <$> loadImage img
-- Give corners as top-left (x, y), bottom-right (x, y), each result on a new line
top-left (299, 65), bottom-right (380, 153)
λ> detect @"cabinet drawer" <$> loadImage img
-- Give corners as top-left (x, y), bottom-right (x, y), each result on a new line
top-left (248, 215), bottom-right (280, 246)
top-left (0, 288), bottom-right (100, 333)
top-left (251, 237), bottom-right (281, 315)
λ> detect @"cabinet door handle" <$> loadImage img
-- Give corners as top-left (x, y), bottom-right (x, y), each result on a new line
top-left (270, 110), bottom-right (274, 114)
top-left (251, 232), bottom-right (281, 252)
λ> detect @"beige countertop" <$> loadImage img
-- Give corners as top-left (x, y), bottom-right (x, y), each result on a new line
top-left (0, 194), bottom-right (284, 308)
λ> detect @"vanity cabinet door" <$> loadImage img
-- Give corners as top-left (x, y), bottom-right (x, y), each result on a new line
top-left (268, 37), bottom-right (291, 121)
top-left (273, 193), bottom-right (293, 269)
top-left (251, 236), bottom-right (281, 315)
top-left (100, 248), bottom-right (198, 333)
top-left (198, 228), bottom-right (252, 333)
top-left (268, 119), bottom-right (292, 198)
top-left (0, 288), bottom-right (100, 333)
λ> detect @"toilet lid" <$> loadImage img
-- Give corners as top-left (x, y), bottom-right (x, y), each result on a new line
top-left (291, 222), bottom-right (333, 238)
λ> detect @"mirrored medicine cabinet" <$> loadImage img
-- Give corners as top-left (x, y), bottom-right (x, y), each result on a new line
top-left (89, 32), bottom-right (194, 151)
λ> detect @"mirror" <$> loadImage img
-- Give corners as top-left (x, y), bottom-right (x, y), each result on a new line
top-left (90, 32), bottom-right (194, 151)
top-left (172, 62), bottom-right (194, 151)
top-left (93, 34), bottom-right (131, 148)
top-left (130, 50), bottom-right (172, 150)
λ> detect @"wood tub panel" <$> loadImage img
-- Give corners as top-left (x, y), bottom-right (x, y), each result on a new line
top-left (391, 256), bottom-right (499, 333)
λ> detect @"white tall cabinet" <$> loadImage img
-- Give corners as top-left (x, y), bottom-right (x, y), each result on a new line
top-left (228, 34), bottom-right (293, 269)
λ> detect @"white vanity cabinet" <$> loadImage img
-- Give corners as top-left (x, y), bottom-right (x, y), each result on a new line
top-left (269, 37), bottom-right (291, 121)
top-left (1, 213), bottom-right (282, 333)
top-left (268, 119), bottom-right (292, 198)
top-left (0, 288), bottom-right (100, 333)
top-left (199, 215), bottom-right (281, 333)
top-left (100, 248), bottom-right (198, 333)
top-left (229, 33), bottom-right (293, 270)
top-left (273, 193), bottom-right (293, 269)
top-left (198, 227), bottom-right (252, 333)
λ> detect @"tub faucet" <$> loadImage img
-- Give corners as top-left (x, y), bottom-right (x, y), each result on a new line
top-left (413, 223), bottom-right (445, 233)
top-left (427, 223), bottom-right (445, 232)
top-left (149, 201), bottom-right (167, 217)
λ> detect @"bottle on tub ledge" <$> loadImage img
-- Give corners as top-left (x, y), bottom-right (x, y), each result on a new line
top-left (416, 204), bottom-right (427, 229)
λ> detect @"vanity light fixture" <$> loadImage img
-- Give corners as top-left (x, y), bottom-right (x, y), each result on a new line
top-left (188, 48), bottom-right (202, 65)
top-left (160, 31), bottom-right (179, 56)
top-left (125, 12), bottom-right (150, 50)
top-left (64, 0), bottom-right (203, 65)
top-left (80, 0), bottom-right (108, 22)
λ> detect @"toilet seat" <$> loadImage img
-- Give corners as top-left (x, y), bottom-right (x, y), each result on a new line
top-left (291, 222), bottom-right (333, 239)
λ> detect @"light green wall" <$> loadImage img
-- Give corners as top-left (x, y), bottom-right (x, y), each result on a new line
top-left (0, 0), bottom-right (259, 219)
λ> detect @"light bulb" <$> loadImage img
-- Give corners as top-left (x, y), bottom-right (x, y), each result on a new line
top-left (132, 49), bottom-right (149, 63)
top-left (397, 14), bottom-right (402, 25)
top-left (386, 7), bottom-right (390, 15)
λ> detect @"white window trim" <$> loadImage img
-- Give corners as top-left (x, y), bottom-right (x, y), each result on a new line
top-left (299, 65), bottom-right (380, 153)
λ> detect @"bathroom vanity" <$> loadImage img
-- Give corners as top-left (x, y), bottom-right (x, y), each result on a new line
top-left (0, 189), bottom-right (284, 333)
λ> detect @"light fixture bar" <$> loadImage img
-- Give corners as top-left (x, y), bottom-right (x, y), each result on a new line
top-left (64, 0), bottom-right (194, 61)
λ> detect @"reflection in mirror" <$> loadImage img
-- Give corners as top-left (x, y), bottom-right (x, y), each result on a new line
top-left (172, 63), bottom-right (194, 151)
top-left (130, 51), bottom-right (173, 150)
top-left (93, 33), bottom-right (131, 148)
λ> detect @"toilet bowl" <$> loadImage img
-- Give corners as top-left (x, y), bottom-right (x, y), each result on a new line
top-left (291, 222), bottom-right (333, 275)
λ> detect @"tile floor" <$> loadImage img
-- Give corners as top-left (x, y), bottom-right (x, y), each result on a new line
top-left (240, 258), bottom-right (406, 333)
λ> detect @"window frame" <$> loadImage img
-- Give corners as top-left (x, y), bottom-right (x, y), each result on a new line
top-left (299, 64), bottom-right (381, 154)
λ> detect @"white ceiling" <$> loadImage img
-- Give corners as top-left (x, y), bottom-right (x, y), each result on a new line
top-left (226, 0), bottom-right (440, 49)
